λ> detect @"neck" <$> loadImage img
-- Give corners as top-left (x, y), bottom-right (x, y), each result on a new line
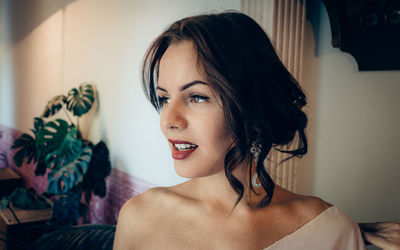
top-left (186, 157), bottom-right (268, 214)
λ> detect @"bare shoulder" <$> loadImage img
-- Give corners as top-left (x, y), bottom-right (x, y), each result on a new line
top-left (117, 187), bottom-right (168, 217)
top-left (113, 187), bottom-right (171, 249)
top-left (294, 194), bottom-right (332, 221)
top-left (273, 186), bottom-right (332, 222)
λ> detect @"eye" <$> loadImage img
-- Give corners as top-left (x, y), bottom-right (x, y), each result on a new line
top-left (157, 96), bottom-right (170, 106)
top-left (190, 94), bottom-right (209, 103)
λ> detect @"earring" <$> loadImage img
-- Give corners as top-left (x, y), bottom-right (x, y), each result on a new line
top-left (250, 141), bottom-right (261, 160)
top-left (252, 172), bottom-right (262, 188)
top-left (250, 141), bottom-right (262, 188)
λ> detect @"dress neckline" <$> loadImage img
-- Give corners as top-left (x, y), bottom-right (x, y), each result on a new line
top-left (263, 205), bottom-right (338, 249)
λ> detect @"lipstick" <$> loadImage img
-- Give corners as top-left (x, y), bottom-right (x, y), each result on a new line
top-left (168, 139), bottom-right (198, 160)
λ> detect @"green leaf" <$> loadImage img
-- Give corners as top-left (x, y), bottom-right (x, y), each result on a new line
top-left (47, 146), bottom-right (92, 194)
top-left (11, 133), bottom-right (37, 167)
top-left (9, 187), bottom-right (51, 210)
top-left (11, 118), bottom-right (45, 168)
top-left (35, 156), bottom-right (47, 176)
top-left (36, 119), bottom-right (82, 169)
top-left (65, 83), bottom-right (95, 117)
top-left (32, 117), bottom-right (45, 134)
top-left (42, 95), bottom-right (67, 118)
top-left (50, 191), bottom-right (86, 226)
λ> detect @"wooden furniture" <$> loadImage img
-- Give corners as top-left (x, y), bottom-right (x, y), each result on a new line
top-left (0, 168), bottom-right (23, 196)
top-left (0, 205), bottom-right (52, 249)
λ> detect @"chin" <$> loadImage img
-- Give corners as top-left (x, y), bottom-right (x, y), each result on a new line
top-left (173, 161), bottom-right (221, 178)
top-left (173, 163), bottom-right (201, 178)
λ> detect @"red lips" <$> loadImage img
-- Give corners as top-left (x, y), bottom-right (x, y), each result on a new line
top-left (168, 139), bottom-right (198, 160)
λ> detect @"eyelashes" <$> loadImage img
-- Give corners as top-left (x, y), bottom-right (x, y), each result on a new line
top-left (158, 96), bottom-right (170, 105)
top-left (190, 94), bottom-right (209, 103)
top-left (157, 94), bottom-right (210, 106)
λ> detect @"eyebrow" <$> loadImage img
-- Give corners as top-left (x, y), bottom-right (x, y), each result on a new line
top-left (156, 80), bottom-right (208, 93)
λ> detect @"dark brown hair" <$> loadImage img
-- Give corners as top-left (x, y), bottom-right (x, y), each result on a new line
top-left (142, 11), bottom-right (308, 208)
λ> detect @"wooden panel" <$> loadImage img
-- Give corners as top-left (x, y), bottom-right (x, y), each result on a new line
top-left (1, 207), bottom-right (52, 226)
top-left (0, 207), bottom-right (52, 250)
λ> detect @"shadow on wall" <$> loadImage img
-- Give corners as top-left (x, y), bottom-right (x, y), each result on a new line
top-left (9, 0), bottom-right (77, 45)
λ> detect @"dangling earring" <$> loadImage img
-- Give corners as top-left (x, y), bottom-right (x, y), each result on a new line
top-left (250, 141), bottom-right (262, 188)
top-left (252, 172), bottom-right (262, 188)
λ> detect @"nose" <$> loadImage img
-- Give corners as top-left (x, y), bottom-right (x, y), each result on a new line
top-left (160, 100), bottom-right (188, 132)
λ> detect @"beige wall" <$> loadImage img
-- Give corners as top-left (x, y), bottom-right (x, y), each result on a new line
top-left (311, 3), bottom-right (400, 223)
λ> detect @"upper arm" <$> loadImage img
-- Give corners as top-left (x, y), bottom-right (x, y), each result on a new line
top-left (113, 197), bottom-right (141, 250)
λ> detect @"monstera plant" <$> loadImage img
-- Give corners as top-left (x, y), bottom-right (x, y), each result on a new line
top-left (9, 82), bottom-right (111, 225)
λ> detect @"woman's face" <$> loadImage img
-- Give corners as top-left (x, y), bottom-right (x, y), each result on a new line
top-left (157, 40), bottom-right (232, 178)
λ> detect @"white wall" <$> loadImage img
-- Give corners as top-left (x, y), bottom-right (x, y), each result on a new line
top-left (312, 2), bottom-right (400, 223)
top-left (6, 0), bottom-right (240, 187)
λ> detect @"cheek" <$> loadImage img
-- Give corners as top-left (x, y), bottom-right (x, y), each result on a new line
top-left (198, 114), bottom-right (231, 151)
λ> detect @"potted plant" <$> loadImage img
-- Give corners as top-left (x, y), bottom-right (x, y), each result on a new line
top-left (6, 82), bottom-right (111, 226)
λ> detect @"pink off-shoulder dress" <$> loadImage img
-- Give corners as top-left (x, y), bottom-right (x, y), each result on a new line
top-left (263, 206), bottom-right (366, 250)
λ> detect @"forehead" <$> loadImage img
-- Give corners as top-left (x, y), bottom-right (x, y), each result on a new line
top-left (158, 41), bottom-right (204, 88)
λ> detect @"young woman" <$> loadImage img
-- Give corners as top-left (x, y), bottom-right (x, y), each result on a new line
top-left (114, 12), bottom-right (366, 249)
